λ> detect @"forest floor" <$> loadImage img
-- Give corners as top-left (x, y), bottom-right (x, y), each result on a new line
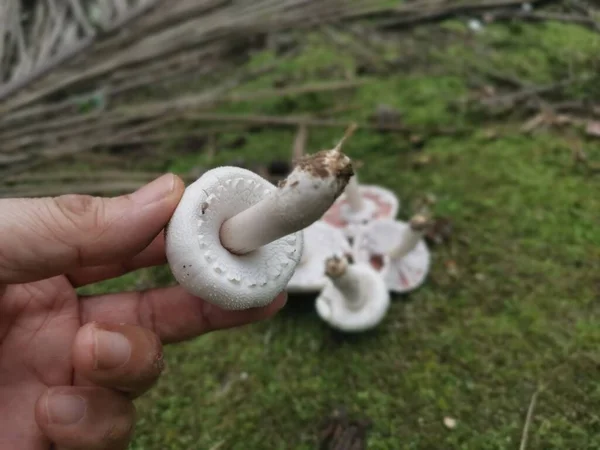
top-left (74, 12), bottom-right (600, 450)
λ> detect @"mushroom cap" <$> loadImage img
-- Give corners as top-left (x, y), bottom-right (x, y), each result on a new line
top-left (352, 218), bottom-right (430, 294)
top-left (286, 221), bottom-right (351, 293)
top-left (165, 166), bottom-right (304, 310)
top-left (321, 185), bottom-right (400, 238)
top-left (315, 263), bottom-right (390, 332)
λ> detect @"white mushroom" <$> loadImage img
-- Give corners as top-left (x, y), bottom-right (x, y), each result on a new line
top-left (321, 169), bottom-right (400, 239)
top-left (315, 255), bottom-right (390, 333)
top-left (165, 136), bottom-right (354, 310)
top-left (286, 221), bottom-right (351, 294)
top-left (352, 214), bottom-right (431, 294)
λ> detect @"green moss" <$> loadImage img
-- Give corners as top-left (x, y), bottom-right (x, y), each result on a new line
top-left (437, 21), bottom-right (600, 86)
top-left (99, 126), bottom-right (598, 449)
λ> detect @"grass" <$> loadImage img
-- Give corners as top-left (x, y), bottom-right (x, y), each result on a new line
top-left (79, 18), bottom-right (600, 450)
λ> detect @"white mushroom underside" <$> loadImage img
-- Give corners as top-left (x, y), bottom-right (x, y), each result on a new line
top-left (286, 221), bottom-right (351, 293)
top-left (315, 264), bottom-right (390, 332)
top-left (322, 185), bottom-right (400, 238)
top-left (352, 219), bottom-right (430, 294)
top-left (381, 243), bottom-right (430, 293)
top-left (165, 166), bottom-right (304, 310)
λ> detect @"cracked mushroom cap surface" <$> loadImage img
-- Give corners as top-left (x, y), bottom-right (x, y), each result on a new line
top-left (352, 218), bottom-right (430, 294)
top-left (321, 185), bottom-right (400, 238)
top-left (165, 166), bottom-right (304, 310)
top-left (286, 221), bottom-right (352, 293)
top-left (315, 262), bottom-right (390, 333)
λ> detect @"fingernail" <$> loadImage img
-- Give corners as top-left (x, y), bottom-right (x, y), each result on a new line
top-left (279, 292), bottom-right (288, 308)
top-left (131, 173), bottom-right (176, 205)
top-left (94, 328), bottom-right (132, 370)
top-left (47, 394), bottom-right (86, 425)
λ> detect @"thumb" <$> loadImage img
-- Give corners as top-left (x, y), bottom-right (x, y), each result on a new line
top-left (0, 173), bottom-right (185, 284)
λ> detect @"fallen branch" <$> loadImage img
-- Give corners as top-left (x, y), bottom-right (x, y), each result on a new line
top-left (0, 78), bottom-right (364, 151)
top-left (519, 386), bottom-right (543, 450)
top-left (377, 0), bottom-right (561, 29)
top-left (0, 0), bottom-right (374, 114)
top-left (119, 79), bottom-right (369, 119)
top-left (488, 10), bottom-right (600, 29)
top-left (183, 112), bottom-right (405, 131)
top-left (182, 112), bottom-right (469, 137)
top-left (291, 123), bottom-right (308, 162)
top-left (0, 115), bottom-right (176, 177)
top-left (465, 75), bottom-right (594, 115)
top-left (0, 0), bottom-right (165, 102)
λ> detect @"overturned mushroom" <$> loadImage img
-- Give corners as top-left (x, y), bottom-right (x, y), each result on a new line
top-left (321, 169), bottom-right (399, 239)
top-left (352, 214), bottom-right (431, 294)
top-left (165, 134), bottom-right (354, 310)
top-left (286, 221), bottom-right (352, 293)
top-left (315, 255), bottom-right (390, 332)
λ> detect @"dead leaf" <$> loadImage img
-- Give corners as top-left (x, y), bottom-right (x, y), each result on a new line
top-left (425, 216), bottom-right (454, 246)
top-left (443, 416), bottom-right (457, 429)
top-left (482, 128), bottom-right (498, 140)
top-left (319, 407), bottom-right (371, 450)
top-left (412, 154), bottom-right (432, 169)
top-left (586, 120), bottom-right (600, 137)
top-left (410, 134), bottom-right (425, 149)
top-left (445, 260), bottom-right (459, 278)
top-left (521, 113), bottom-right (547, 133)
top-left (482, 85), bottom-right (496, 97)
top-left (370, 104), bottom-right (402, 128)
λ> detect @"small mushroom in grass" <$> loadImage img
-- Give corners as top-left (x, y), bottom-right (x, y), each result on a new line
top-left (286, 221), bottom-right (352, 294)
top-left (315, 255), bottom-right (390, 333)
top-left (352, 214), bottom-right (431, 294)
top-left (165, 138), bottom-right (354, 310)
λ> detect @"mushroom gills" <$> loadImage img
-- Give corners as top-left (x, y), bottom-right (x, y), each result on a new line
top-left (351, 216), bottom-right (431, 294)
top-left (286, 221), bottom-right (351, 294)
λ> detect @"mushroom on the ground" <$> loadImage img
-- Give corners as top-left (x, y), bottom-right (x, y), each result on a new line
top-left (352, 214), bottom-right (431, 294)
top-left (286, 221), bottom-right (352, 294)
top-left (315, 255), bottom-right (390, 333)
top-left (321, 171), bottom-right (400, 239)
top-left (165, 132), bottom-right (354, 310)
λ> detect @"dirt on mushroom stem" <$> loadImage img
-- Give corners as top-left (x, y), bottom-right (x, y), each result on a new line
top-left (219, 148), bottom-right (354, 255)
top-left (295, 148), bottom-right (355, 190)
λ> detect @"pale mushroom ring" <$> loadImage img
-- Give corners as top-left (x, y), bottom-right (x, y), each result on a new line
top-left (165, 166), bottom-right (304, 310)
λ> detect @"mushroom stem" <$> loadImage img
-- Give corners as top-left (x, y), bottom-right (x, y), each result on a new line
top-left (345, 173), bottom-right (364, 212)
top-left (220, 132), bottom-right (355, 255)
top-left (325, 256), bottom-right (365, 311)
top-left (388, 214), bottom-right (430, 259)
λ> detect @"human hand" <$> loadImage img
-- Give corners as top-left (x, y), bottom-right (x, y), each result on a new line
top-left (0, 174), bottom-right (287, 450)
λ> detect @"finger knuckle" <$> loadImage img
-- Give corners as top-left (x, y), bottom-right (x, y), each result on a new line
top-left (52, 194), bottom-right (106, 234)
top-left (46, 195), bottom-right (108, 266)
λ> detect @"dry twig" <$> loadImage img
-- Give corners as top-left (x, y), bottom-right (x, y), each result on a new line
top-left (519, 386), bottom-right (543, 450)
